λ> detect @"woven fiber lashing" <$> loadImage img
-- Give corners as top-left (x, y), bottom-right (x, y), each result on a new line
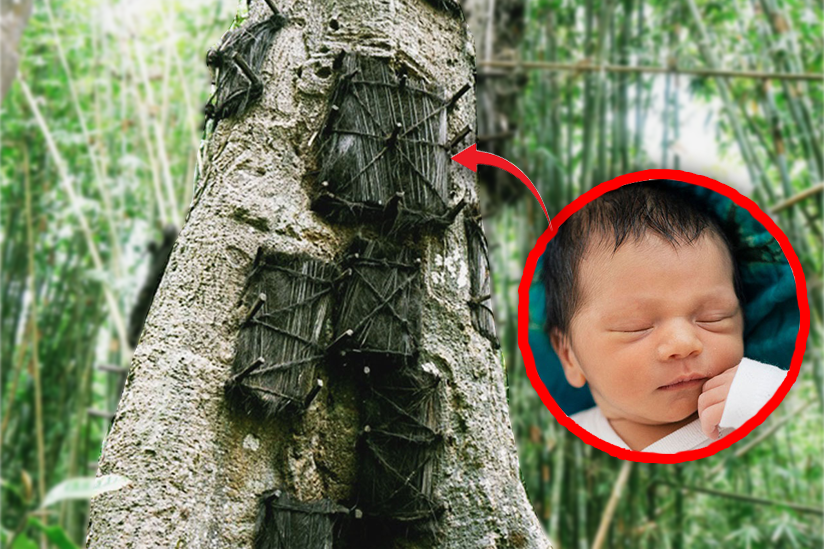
top-left (254, 489), bottom-right (348, 549)
top-left (313, 54), bottom-right (470, 230)
top-left (331, 237), bottom-right (422, 367)
top-left (205, 5), bottom-right (286, 123)
top-left (465, 206), bottom-right (499, 348)
top-left (226, 250), bottom-right (335, 418)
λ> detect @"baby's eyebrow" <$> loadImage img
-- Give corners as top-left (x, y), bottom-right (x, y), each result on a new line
top-left (598, 301), bottom-right (654, 320)
top-left (697, 290), bottom-right (740, 307)
top-left (601, 289), bottom-right (739, 316)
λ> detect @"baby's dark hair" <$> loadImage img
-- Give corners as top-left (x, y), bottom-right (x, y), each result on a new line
top-left (541, 181), bottom-right (743, 336)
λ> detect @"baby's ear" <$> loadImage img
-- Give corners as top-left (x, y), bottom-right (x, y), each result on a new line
top-left (549, 328), bottom-right (587, 388)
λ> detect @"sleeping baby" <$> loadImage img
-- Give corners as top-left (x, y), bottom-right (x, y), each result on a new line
top-left (542, 182), bottom-right (787, 453)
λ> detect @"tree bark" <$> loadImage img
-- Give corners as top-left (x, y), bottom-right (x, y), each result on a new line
top-left (0, 0), bottom-right (33, 103)
top-left (86, 1), bottom-right (551, 547)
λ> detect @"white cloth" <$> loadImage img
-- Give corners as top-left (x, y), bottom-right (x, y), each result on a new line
top-left (569, 357), bottom-right (787, 453)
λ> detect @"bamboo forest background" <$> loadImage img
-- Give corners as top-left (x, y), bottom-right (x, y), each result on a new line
top-left (1, 0), bottom-right (821, 547)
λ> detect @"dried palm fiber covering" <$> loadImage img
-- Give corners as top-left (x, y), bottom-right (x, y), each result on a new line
top-left (332, 237), bottom-right (422, 366)
top-left (226, 249), bottom-right (335, 417)
top-left (465, 206), bottom-right (499, 347)
top-left (422, 0), bottom-right (464, 17)
top-left (313, 54), bottom-right (471, 230)
top-left (254, 489), bottom-right (348, 549)
top-left (204, 3), bottom-right (285, 123)
top-left (356, 364), bottom-right (443, 524)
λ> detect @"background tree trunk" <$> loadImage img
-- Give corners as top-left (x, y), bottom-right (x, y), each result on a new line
top-left (86, 1), bottom-right (551, 547)
top-left (0, 0), bottom-right (33, 102)
top-left (460, 0), bottom-right (528, 211)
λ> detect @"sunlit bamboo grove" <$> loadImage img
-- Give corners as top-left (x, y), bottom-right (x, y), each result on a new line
top-left (501, 1), bottom-right (822, 547)
top-left (1, 0), bottom-right (821, 547)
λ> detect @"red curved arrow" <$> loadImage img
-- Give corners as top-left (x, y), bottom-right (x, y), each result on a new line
top-left (452, 144), bottom-right (550, 224)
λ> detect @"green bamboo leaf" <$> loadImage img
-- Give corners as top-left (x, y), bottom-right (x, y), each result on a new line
top-left (10, 533), bottom-right (38, 549)
top-left (27, 517), bottom-right (78, 549)
top-left (41, 474), bottom-right (131, 508)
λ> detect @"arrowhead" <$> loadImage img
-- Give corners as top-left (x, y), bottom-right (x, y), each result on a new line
top-left (451, 143), bottom-right (478, 172)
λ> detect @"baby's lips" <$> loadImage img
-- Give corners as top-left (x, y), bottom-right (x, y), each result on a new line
top-left (657, 374), bottom-right (709, 390)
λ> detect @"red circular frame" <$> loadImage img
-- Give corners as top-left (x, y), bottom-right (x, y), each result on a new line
top-left (518, 169), bottom-right (810, 463)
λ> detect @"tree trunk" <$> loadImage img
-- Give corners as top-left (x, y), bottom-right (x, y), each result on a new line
top-left (86, 1), bottom-right (551, 547)
top-left (0, 0), bottom-right (33, 103)
top-left (460, 0), bottom-right (528, 211)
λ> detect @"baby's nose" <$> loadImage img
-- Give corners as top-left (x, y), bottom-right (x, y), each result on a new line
top-left (657, 319), bottom-right (703, 361)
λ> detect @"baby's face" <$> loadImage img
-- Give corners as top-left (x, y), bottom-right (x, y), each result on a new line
top-left (556, 233), bottom-right (744, 429)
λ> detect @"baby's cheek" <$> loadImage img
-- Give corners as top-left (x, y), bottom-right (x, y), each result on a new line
top-left (708, 333), bottom-right (745, 377)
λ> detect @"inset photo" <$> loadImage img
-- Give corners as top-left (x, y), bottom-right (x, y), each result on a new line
top-left (520, 172), bottom-right (808, 462)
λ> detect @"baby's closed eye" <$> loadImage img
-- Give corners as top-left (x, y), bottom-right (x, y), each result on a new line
top-left (615, 326), bottom-right (653, 333)
top-left (696, 314), bottom-right (738, 331)
top-left (606, 321), bottom-right (653, 333)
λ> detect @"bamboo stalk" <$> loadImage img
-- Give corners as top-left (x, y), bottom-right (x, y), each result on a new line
top-left (478, 60), bottom-right (824, 80)
top-left (43, 0), bottom-right (124, 278)
top-left (567, 437), bottom-right (578, 549)
top-left (674, 464), bottom-right (683, 549)
top-left (585, 446), bottom-right (598, 543)
top-left (0, 185), bottom-right (33, 435)
top-left (736, 402), bottom-right (812, 459)
top-left (19, 78), bottom-right (130, 356)
top-left (751, 1), bottom-right (822, 183)
top-left (564, 17), bottom-right (576, 203)
top-left (761, 82), bottom-right (822, 238)
top-left (585, 0), bottom-right (614, 190)
top-left (60, 341), bottom-right (95, 539)
top-left (655, 480), bottom-right (823, 515)
top-left (646, 463), bottom-right (656, 549)
top-left (547, 6), bottom-right (562, 212)
top-left (580, 0), bottom-right (595, 192)
top-left (684, 0), bottom-right (782, 214)
top-left (575, 441), bottom-right (588, 549)
top-left (484, 0), bottom-right (495, 63)
top-left (168, 24), bottom-right (205, 160)
top-left (618, 0), bottom-right (632, 174)
top-left (661, 69), bottom-right (671, 169)
top-left (592, 461), bottom-right (633, 549)
top-left (596, 73), bottom-right (607, 185)
top-left (120, 33), bottom-right (168, 226)
top-left (159, 34), bottom-right (173, 137)
top-left (602, 4), bottom-right (617, 183)
top-left (632, 0), bottom-right (649, 172)
top-left (813, 356), bottom-right (824, 414)
top-left (627, 456), bottom-right (639, 547)
top-left (738, 98), bottom-right (780, 197)
top-left (673, 73), bottom-right (680, 170)
top-left (24, 148), bottom-right (47, 549)
top-left (758, 0), bottom-right (823, 177)
top-left (596, 15), bottom-right (609, 185)
top-left (0, 203), bottom-right (25, 383)
top-left (661, 7), bottom-right (672, 169)
top-left (91, 16), bottom-right (109, 185)
top-left (769, 183), bottom-right (824, 213)
top-left (549, 428), bottom-right (565, 537)
top-left (0, 323), bottom-right (29, 439)
top-left (132, 38), bottom-right (182, 227)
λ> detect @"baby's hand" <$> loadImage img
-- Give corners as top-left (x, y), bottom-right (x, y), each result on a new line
top-left (697, 366), bottom-right (739, 439)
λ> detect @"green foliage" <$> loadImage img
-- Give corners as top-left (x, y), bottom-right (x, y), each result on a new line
top-left (9, 534), bottom-right (39, 549)
top-left (1, 517), bottom-right (78, 549)
top-left (41, 474), bottom-right (131, 508)
top-left (0, 0), bottom-right (820, 548)
top-left (499, 0), bottom-right (823, 548)
top-left (1, 0), bottom-right (234, 543)
top-left (26, 517), bottom-right (79, 549)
